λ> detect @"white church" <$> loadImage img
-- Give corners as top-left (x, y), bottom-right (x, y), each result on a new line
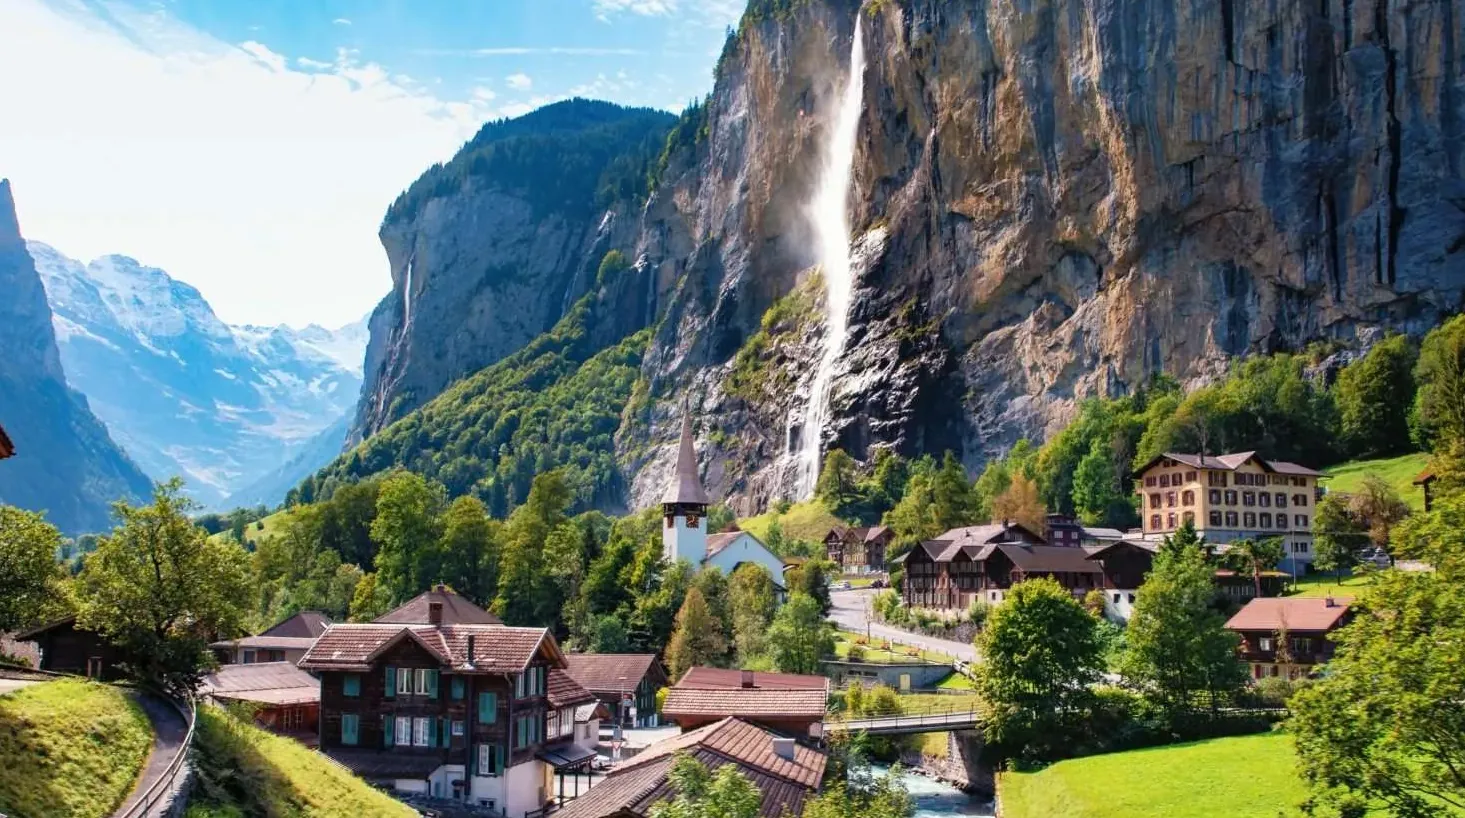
top-left (661, 413), bottom-right (788, 591)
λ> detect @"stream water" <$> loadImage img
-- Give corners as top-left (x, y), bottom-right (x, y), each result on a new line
top-left (869, 765), bottom-right (996, 818)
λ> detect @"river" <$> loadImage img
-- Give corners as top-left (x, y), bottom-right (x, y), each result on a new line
top-left (869, 765), bottom-right (995, 818)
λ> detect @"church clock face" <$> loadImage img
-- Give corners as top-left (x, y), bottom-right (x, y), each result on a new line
top-left (686, 513), bottom-right (700, 529)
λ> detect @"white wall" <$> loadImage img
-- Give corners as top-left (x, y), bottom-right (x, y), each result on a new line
top-left (427, 764), bottom-right (465, 800)
top-left (470, 772), bottom-right (505, 812)
top-left (663, 513), bottom-right (707, 565)
top-left (392, 779), bottom-right (428, 795)
top-left (503, 760), bottom-right (550, 818)
top-left (1103, 589), bottom-right (1138, 622)
top-left (706, 533), bottom-right (785, 588)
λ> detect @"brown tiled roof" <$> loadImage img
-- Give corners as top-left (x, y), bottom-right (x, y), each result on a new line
top-left (826, 525), bottom-right (891, 543)
top-left (297, 623), bottom-right (558, 672)
top-left (0, 423), bottom-right (12, 459)
top-left (373, 586), bottom-right (501, 626)
top-left (200, 661), bottom-right (319, 706)
top-left (1415, 467), bottom-right (1436, 484)
top-left (663, 688), bottom-right (828, 721)
top-left (548, 667), bottom-right (597, 708)
top-left (996, 544), bottom-right (1105, 575)
top-left (705, 531), bottom-right (742, 557)
top-left (1269, 460), bottom-right (1324, 477)
top-left (677, 667), bottom-right (829, 691)
top-left (554, 718), bottom-right (825, 818)
top-left (935, 522), bottom-right (1047, 546)
top-left (564, 653), bottom-right (664, 693)
top-left (1136, 451), bottom-right (1323, 477)
top-left (209, 635), bottom-right (319, 652)
top-left (260, 611), bottom-right (331, 639)
top-left (1225, 597), bottom-right (1353, 633)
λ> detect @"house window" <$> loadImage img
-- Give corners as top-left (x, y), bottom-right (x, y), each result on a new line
top-left (516, 672), bottom-right (526, 698)
top-left (1149, 493), bottom-right (1162, 509)
top-left (1242, 491), bottom-right (1255, 506)
top-left (1183, 511), bottom-right (1195, 526)
top-left (1225, 511), bottom-right (1239, 527)
top-left (1276, 493), bottom-right (1287, 508)
top-left (547, 710), bottom-right (560, 737)
top-left (1259, 637), bottom-right (1274, 651)
top-left (1291, 637), bottom-right (1313, 654)
top-left (342, 714), bottom-right (359, 746)
top-left (414, 717), bottom-right (432, 747)
top-left (1185, 471), bottom-right (1197, 483)
top-left (1209, 472), bottom-right (1228, 487)
top-left (1293, 494), bottom-right (1308, 507)
top-left (1145, 476), bottom-right (1157, 487)
top-left (1209, 511), bottom-right (1223, 526)
top-left (397, 669), bottom-right (414, 696)
top-left (342, 674), bottom-right (360, 697)
top-left (452, 720), bottom-right (465, 737)
top-left (478, 744), bottom-right (501, 777)
top-left (242, 649), bottom-right (257, 664)
top-left (1260, 513), bottom-right (1272, 528)
top-left (1292, 541), bottom-right (1310, 554)
top-left (1160, 474), bottom-right (1171, 488)
top-left (1292, 477), bottom-right (1306, 487)
top-left (1224, 490), bottom-right (1237, 505)
top-left (1166, 492), bottom-right (1177, 508)
top-left (1112, 593), bottom-right (1121, 603)
top-left (395, 716), bottom-right (413, 747)
top-left (1150, 514), bottom-right (1161, 529)
top-left (283, 708), bottom-right (303, 731)
top-left (1259, 492), bottom-right (1271, 507)
top-left (451, 676), bottom-right (465, 700)
top-left (1295, 514), bottom-right (1308, 528)
top-left (1128, 593), bottom-right (1136, 603)
top-left (1166, 513), bottom-right (1177, 529)
top-left (1208, 489), bottom-right (1221, 505)
top-left (414, 669), bottom-right (430, 696)
top-left (1182, 490), bottom-right (1194, 506)
top-left (1240, 512), bottom-right (1253, 527)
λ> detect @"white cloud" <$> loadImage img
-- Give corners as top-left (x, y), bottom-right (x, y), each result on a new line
top-left (332, 17), bottom-right (352, 26)
top-left (415, 46), bottom-right (646, 56)
top-left (593, 0), bottom-right (679, 19)
top-left (506, 72), bottom-right (532, 90)
top-left (0, 0), bottom-right (497, 327)
top-left (472, 86), bottom-right (497, 101)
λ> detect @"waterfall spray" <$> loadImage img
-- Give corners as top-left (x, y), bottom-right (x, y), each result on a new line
top-left (402, 258), bottom-right (414, 328)
top-left (793, 18), bottom-right (866, 499)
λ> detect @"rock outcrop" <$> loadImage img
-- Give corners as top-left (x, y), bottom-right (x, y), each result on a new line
top-left (343, 0), bottom-right (1465, 515)
top-left (0, 180), bottom-right (154, 534)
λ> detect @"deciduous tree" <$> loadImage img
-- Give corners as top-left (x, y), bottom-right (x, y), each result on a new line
top-left (1334, 334), bottom-right (1417, 458)
top-left (371, 471), bottom-right (447, 603)
top-left (493, 471), bottom-right (572, 626)
top-left (438, 495), bottom-right (500, 605)
top-left (729, 563), bottom-right (776, 664)
top-left (990, 473), bottom-right (1046, 536)
top-left (766, 592), bottom-right (834, 675)
top-left (0, 506), bottom-right (65, 632)
top-left (666, 587), bottom-right (727, 680)
top-left (649, 754), bottom-right (761, 818)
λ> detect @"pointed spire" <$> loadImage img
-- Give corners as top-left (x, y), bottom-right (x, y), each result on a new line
top-left (662, 407), bottom-right (710, 506)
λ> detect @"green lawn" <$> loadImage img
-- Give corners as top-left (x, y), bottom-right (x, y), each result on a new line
top-left (1286, 571), bottom-right (1380, 599)
top-left (187, 707), bottom-right (415, 818)
top-left (0, 678), bottom-right (154, 818)
top-left (738, 499), bottom-right (843, 545)
top-left (999, 731), bottom-right (1307, 818)
top-left (208, 509), bottom-right (291, 549)
top-left (937, 671), bottom-right (976, 691)
top-left (832, 631), bottom-right (955, 665)
top-left (1323, 452), bottom-right (1430, 511)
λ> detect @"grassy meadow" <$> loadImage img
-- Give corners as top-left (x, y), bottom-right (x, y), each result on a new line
top-left (1322, 451), bottom-right (1430, 510)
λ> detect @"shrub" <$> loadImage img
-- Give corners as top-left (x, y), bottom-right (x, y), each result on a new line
top-left (966, 599), bottom-right (992, 628)
top-left (655, 687), bottom-right (669, 714)
top-left (1253, 676), bottom-right (1302, 707)
top-left (847, 645), bottom-right (866, 662)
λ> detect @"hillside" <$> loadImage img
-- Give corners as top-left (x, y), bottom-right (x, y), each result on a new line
top-left (31, 240), bottom-right (366, 509)
top-left (998, 732), bottom-right (1307, 818)
top-left (0, 678), bottom-right (154, 818)
top-left (0, 179), bottom-right (154, 534)
top-left (187, 707), bottom-right (416, 818)
top-left (324, 0), bottom-right (1464, 518)
top-left (1323, 452), bottom-right (1431, 511)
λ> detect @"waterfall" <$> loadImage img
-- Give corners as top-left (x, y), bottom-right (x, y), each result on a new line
top-left (793, 18), bottom-right (866, 499)
top-left (402, 258), bottom-right (414, 328)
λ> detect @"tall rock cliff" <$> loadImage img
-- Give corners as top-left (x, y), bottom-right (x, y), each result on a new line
top-left (333, 0), bottom-right (1465, 516)
top-left (0, 180), bottom-right (153, 534)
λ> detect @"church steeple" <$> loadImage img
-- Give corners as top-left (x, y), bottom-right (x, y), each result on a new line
top-left (662, 410), bottom-right (709, 564)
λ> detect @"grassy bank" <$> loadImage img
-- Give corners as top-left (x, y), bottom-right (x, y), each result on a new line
top-left (999, 731), bottom-right (1305, 818)
top-left (832, 631), bottom-right (956, 665)
top-left (0, 678), bottom-right (153, 818)
top-left (1287, 571), bottom-right (1378, 598)
top-left (1323, 452), bottom-right (1429, 511)
top-left (188, 707), bottom-right (415, 818)
top-left (738, 499), bottom-right (842, 545)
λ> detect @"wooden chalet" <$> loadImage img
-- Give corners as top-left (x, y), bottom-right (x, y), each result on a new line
top-left (298, 586), bottom-right (597, 816)
top-left (13, 616), bottom-right (128, 680)
top-left (821, 525), bottom-right (892, 575)
top-left (1415, 467), bottom-right (1438, 512)
top-left (200, 661), bottom-right (321, 745)
top-left (211, 610), bottom-right (331, 665)
top-left (1225, 596), bottom-right (1353, 680)
top-left (563, 653), bottom-right (668, 728)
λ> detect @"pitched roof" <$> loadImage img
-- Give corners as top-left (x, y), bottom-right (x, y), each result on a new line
top-left (1083, 539), bottom-right (1160, 560)
top-left (553, 718), bottom-right (825, 818)
top-left (1268, 460), bottom-right (1324, 477)
top-left (13, 615), bottom-right (80, 641)
top-left (209, 635), bottom-right (319, 652)
top-left (1136, 451), bottom-right (1323, 477)
top-left (373, 586), bottom-right (501, 626)
top-left (563, 653), bottom-right (664, 693)
top-left (661, 411), bottom-right (710, 505)
top-left (1414, 467), bottom-right (1436, 485)
top-left (547, 667), bottom-right (598, 708)
top-left (297, 623), bottom-right (559, 672)
top-left (677, 667), bottom-right (830, 691)
top-left (935, 522), bottom-right (1047, 546)
top-left (260, 611), bottom-right (331, 639)
top-left (663, 688), bottom-right (829, 721)
top-left (1225, 597), bottom-right (1353, 633)
top-left (706, 531), bottom-right (743, 557)
top-left (826, 525), bottom-right (892, 543)
top-left (0, 423), bottom-right (12, 459)
top-left (995, 544), bottom-right (1105, 575)
top-left (199, 661), bottom-right (319, 706)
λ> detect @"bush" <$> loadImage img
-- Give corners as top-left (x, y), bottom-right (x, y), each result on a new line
top-left (966, 599), bottom-right (992, 628)
top-left (1253, 676), bottom-right (1303, 707)
top-left (847, 645), bottom-right (866, 662)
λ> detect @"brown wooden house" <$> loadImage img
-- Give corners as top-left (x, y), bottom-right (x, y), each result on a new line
top-left (563, 653), bottom-right (668, 728)
top-left (1415, 467), bottom-right (1438, 512)
top-left (661, 668), bottom-right (829, 737)
top-left (14, 616), bottom-right (128, 680)
top-left (200, 661), bottom-right (321, 745)
top-left (211, 610), bottom-right (331, 665)
top-left (298, 588), bottom-right (595, 816)
top-left (1225, 596), bottom-right (1353, 680)
top-left (821, 525), bottom-right (892, 575)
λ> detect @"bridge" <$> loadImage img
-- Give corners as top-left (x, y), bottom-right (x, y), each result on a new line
top-left (825, 708), bottom-right (982, 736)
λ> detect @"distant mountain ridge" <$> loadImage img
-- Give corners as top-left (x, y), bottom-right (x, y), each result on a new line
top-left (30, 240), bottom-right (368, 509)
top-left (0, 180), bottom-right (153, 535)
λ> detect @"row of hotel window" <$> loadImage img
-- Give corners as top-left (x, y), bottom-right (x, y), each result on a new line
top-left (369, 666), bottom-right (547, 700)
top-left (336, 707), bottom-right (558, 752)
top-left (1149, 511), bottom-right (1310, 530)
top-left (1144, 472), bottom-right (1309, 488)
top-left (1149, 490), bottom-right (1309, 510)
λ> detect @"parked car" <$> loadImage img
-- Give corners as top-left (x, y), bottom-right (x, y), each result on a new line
top-left (870, 578), bottom-right (886, 588)
top-left (834, 581), bottom-right (852, 591)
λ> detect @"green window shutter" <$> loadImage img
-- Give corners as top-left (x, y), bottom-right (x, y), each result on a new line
top-left (479, 691), bottom-right (497, 724)
top-left (384, 666), bottom-right (396, 699)
top-left (343, 674), bottom-right (360, 697)
top-left (437, 717), bottom-right (446, 747)
top-left (342, 714), bottom-right (358, 746)
top-left (428, 669), bottom-right (439, 699)
top-left (451, 676), bottom-right (465, 700)
top-left (383, 714), bottom-right (394, 748)
top-left (494, 744), bottom-right (502, 773)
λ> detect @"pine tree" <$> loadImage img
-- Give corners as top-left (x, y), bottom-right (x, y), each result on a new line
top-left (665, 587), bottom-right (727, 680)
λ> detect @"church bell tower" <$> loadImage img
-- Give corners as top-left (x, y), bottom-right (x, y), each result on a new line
top-left (662, 411), bottom-right (709, 565)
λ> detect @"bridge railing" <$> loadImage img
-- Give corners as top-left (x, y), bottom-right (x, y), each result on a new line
top-left (114, 693), bottom-right (196, 818)
top-left (828, 707), bottom-right (983, 734)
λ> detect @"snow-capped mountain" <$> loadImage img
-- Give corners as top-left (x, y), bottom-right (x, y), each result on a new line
top-left (28, 240), bottom-right (368, 509)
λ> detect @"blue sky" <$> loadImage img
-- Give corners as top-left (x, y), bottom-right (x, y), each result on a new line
top-left (0, 0), bottom-right (742, 327)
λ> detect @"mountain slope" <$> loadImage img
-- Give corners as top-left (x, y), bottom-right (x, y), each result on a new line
top-left (329, 0), bottom-right (1465, 517)
top-left (0, 180), bottom-right (153, 534)
top-left (31, 241), bottom-right (366, 508)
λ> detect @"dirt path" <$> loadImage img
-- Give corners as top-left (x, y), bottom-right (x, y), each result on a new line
top-left (0, 677), bottom-right (42, 696)
top-left (112, 691), bottom-right (188, 818)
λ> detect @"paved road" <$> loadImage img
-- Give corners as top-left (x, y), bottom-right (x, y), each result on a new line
top-left (829, 589), bottom-right (978, 663)
top-left (0, 677), bottom-right (41, 696)
top-left (112, 692), bottom-right (189, 818)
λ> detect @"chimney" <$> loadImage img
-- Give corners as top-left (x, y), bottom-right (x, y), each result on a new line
top-left (434, 583), bottom-right (447, 593)
top-left (741, 670), bottom-right (755, 689)
top-left (771, 737), bottom-right (796, 761)
top-left (428, 601), bottom-right (444, 625)
top-left (466, 634), bottom-right (476, 667)
top-left (1324, 595), bottom-right (1336, 608)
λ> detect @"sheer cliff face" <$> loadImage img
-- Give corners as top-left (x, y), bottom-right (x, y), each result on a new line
top-left (353, 0), bottom-right (1465, 514)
